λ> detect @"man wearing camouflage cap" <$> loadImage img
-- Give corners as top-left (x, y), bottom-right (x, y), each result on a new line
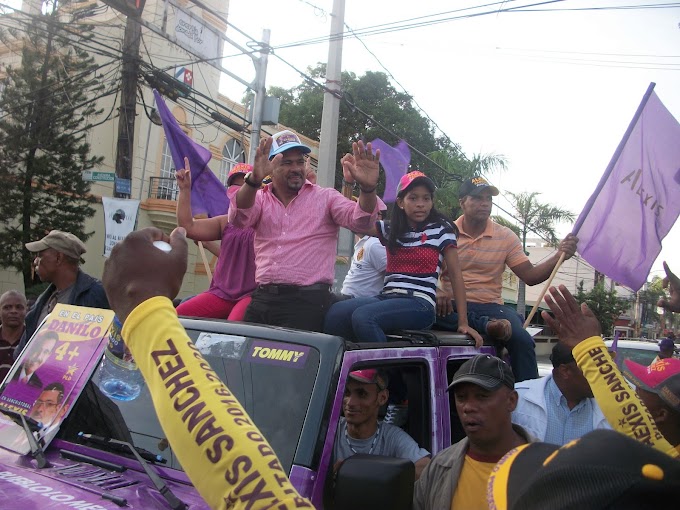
top-left (14, 230), bottom-right (109, 357)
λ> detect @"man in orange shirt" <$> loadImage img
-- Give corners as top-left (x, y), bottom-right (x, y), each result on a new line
top-left (437, 178), bottom-right (578, 381)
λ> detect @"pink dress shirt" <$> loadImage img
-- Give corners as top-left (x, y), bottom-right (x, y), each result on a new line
top-left (228, 182), bottom-right (378, 286)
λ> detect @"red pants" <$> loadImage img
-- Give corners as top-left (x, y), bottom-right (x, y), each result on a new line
top-left (176, 292), bottom-right (252, 321)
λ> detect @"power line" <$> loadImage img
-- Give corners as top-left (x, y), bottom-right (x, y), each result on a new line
top-left (273, 0), bottom-right (565, 50)
top-left (272, 1), bottom-right (678, 51)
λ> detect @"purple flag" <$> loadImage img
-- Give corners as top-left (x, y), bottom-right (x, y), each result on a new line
top-left (370, 139), bottom-right (410, 203)
top-left (574, 87), bottom-right (680, 290)
top-left (153, 90), bottom-right (228, 218)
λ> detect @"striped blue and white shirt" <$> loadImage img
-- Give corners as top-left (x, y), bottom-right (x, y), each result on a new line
top-left (377, 220), bottom-right (457, 307)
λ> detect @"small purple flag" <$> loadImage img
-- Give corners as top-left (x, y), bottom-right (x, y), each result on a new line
top-left (153, 90), bottom-right (228, 218)
top-left (370, 139), bottom-right (410, 203)
top-left (574, 87), bottom-right (680, 290)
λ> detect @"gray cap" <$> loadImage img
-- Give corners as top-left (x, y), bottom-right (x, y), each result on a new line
top-left (26, 230), bottom-right (87, 260)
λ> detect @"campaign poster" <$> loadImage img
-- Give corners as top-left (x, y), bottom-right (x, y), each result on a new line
top-left (0, 305), bottom-right (114, 454)
top-left (103, 196), bottom-right (140, 257)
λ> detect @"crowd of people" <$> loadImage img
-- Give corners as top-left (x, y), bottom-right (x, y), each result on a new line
top-left (99, 227), bottom-right (679, 509)
top-left (2, 127), bottom-right (680, 509)
top-left (173, 129), bottom-right (581, 385)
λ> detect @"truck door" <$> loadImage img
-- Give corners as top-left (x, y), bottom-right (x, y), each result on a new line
top-left (315, 346), bottom-right (438, 506)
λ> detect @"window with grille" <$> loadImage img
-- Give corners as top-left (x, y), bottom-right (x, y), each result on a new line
top-left (157, 139), bottom-right (178, 200)
top-left (218, 138), bottom-right (246, 185)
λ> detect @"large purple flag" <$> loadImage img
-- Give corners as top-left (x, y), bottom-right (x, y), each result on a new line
top-left (153, 90), bottom-right (228, 217)
top-left (574, 86), bottom-right (680, 290)
top-left (370, 138), bottom-right (410, 203)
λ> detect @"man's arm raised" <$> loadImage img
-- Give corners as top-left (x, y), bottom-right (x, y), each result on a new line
top-left (234, 137), bottom-right (277, 210)
top-left (541, 285), bottom-right (678, 458)
top-left (103, 228), bottom-right (312, 510)
top-left (658, 261), bottom-right (680, 313)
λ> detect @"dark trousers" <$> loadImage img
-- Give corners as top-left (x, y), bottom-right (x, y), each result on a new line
top-left (436, 302), bottom-right (538, 382)
top-left (244, 285), bottom-right (333, 332)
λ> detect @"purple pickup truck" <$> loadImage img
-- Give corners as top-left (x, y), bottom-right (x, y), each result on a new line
top-left (0, 317), bottom-right (489, 509)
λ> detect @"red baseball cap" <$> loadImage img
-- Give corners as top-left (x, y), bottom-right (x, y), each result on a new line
top-left (227, 163), bottom-right (252, 186)
top-left (348, 369), bottom-right (388, 391)
top-left (396, 171), bottom-right (435, 197)
top-left (623, 358), bottom-right (680, 413)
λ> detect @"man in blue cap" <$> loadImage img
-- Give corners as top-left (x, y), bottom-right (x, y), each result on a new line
top-left (227, 130), bottom-right (382, 332)
top-left (651, 336), bottom-right (677, 365)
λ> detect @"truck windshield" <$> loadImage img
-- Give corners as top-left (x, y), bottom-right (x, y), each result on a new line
top-left (84, 332), bottom-right (320, 474)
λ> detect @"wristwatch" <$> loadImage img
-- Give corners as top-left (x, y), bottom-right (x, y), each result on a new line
top-left (244, 172), bottom-right (262, 188)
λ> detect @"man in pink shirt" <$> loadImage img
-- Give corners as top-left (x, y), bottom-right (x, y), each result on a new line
top-left (228, 130), bottom-right (381, 331)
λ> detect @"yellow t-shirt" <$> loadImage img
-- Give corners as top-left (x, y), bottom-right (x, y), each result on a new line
top-left (450, 452), bottom-right (497, 510)
top-left (573, 337), bottom-right (679, 459)
top-left (122, 296), bottom-right (313, 510)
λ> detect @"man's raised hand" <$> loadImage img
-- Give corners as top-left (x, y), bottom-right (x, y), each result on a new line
top-left (541, 285), bottom-right (602, 351)
top-left (103, 227), bottom-right (188, 323)
top-left (252, 137), bottom-right (278, 183)
top-left (347, 141), bottom-right (379, 192)
top-left (658, 261), bottom-right (680, 313)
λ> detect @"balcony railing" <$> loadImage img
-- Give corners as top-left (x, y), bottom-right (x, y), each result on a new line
top-left (149, 177), bottom-right (178, 201)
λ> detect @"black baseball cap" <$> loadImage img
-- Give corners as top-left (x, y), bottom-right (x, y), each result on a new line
top-left (487, 429), bottom-right (680, 510)
top-left (459, 177), bottom-right (500, 199)
top-left (447, 354), bottom-right (515, 392)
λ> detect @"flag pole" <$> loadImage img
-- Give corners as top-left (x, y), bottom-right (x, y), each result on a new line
top-left (572, 82), bottom-right (656, 237)
top-left (197, 241), bottom-right (212, 281)
top-left (525, 82), bottom-right (657, 329)
top-left (523, 252), bottom-right (566, 328)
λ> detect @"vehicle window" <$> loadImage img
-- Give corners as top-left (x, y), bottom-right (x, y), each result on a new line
top-left (390, 364), bottom-right (431, 451)
top-left (62, 333), bottom-right (320, 474)
top-left (341, 363), bottom-right (430, 449)
top-left (446, 359), bottom-right (468, 445)
top-left (615, 347), bottom-right (658, 366)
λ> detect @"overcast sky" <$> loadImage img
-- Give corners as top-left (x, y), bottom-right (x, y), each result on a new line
top-left (219, 0), bottom-right (680, 283)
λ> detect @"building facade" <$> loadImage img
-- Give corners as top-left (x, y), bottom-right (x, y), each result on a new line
top-left (0, 0), bottom-right (318, 299)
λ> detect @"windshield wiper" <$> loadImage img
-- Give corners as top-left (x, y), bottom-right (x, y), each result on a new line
top-left (78, 432), bottom-right (166, 464)
top-left (0, 408), bottom-right (50, 468)
top-left (79, 433), bottom-right (186, 510)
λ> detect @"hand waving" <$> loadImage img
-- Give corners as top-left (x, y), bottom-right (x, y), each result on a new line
top-left (252, 137), bottom-right (279, 183)
top-left (345, 141), bottom-right (379, 192)
top-left (658, 261), bottom-right (680, 313)
top-left (103, 227), bottom-right (188, 323)
top-left (541, 285), bottom-right (602, 351)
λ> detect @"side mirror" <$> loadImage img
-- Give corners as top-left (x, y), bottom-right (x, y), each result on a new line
top-left (333, 454), bottom-right (414, 510)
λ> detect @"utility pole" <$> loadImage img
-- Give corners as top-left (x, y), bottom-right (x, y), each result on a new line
top-left (114, 16), bottom-right (141, 198)
top-left (317, 0), bottom-right (345, 188)
top-left (248, 29), bottom-right (271, 164)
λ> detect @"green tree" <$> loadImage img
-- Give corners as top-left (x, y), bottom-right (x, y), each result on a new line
top-left (0, 9), bottom-right (103, 289)
top-left (575, 281), bottom-right (629, 337)
top-left (638, 276), bottom-right (666, 336)
top-left (505, 191), bottom-right (575, 319)
top-left (426, 147), bottom-right (507, 216)
top-left (269, 64), bottom-right (455, 192)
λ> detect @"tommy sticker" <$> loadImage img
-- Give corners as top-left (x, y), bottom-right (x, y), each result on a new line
top-left (247, 340), bottom-right (310, 369)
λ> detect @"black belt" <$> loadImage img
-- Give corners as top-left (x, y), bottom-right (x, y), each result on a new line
top-left (257, 283), bottom-right (331, 295)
